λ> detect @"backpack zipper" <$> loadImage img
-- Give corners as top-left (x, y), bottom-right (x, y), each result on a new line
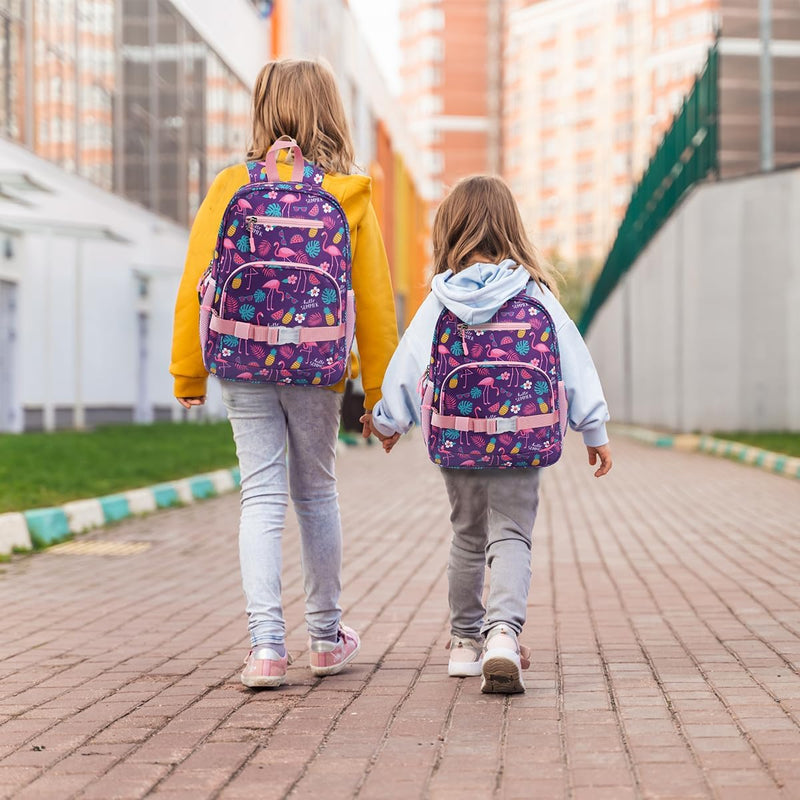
top-left (245, 216), bottom-right (322, 253)
top-left (456, 321), bottom-right (532, 349)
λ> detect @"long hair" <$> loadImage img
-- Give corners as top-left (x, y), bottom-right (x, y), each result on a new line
top-left (431, 175), bottom-right (559, 297)
top-left (248, 59), bottom-right (356, 175)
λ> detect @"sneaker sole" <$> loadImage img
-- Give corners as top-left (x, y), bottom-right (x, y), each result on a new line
top-left (481, 655), bottom-right (525, 694)
top-left (448, 660), bottom-right (483, 677)
top-left (310, 640), bottom-right (361, 677)
top-left (240, 672), bottom-right (286, 688)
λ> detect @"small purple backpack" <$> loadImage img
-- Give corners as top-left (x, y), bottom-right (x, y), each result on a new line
top-left (420, 289), bottom-right (568, 469)
top-left (198, 138), bottom-right (354, 386)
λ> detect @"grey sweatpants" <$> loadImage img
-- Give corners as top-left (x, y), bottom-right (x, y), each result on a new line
top-left (441, 467), bottom-right (541, 639)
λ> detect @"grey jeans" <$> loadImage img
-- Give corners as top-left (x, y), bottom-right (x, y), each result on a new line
top-left (441, 467), bottom-right (541, 639)
top-left (220, 381), bottom-right (344, 647)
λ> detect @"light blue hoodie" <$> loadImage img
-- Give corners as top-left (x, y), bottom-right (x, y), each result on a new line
top-left (372, 260), bottom-right (610, 448)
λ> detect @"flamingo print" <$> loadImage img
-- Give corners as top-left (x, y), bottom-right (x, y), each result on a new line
top-left (478, 377), bottom-right (499, 404)
top-left (274, 245), bottom-right (297, 259)
top-left (262, 279), bottom-right (285, 309)
top-left (279, 193), bottom-right (301, 215)
top-left (320, 231), bottom-right (342, 268)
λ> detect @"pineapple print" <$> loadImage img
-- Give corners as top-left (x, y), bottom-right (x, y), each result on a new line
top-left (227, 219), bottom-right (240, 237)
top-left (448, 375), bottom-right (458, 389)
top-left (498, 400), bottom-right (511, 416)
top-left (265, 348), bottom-right (277, 366)
top-left (510, 441), bottom-right (521, 455)
top-left (518, 329), bottom-right (526, 338)
top-left (537, 396), bottom-right (549, 413)
top-left (440, 327), bottom-right (451, 344)
top-left (324, 306), bottom-right (335, 325)
top-left (231, 276), bottom-right (242, 289)
top-left (532, 455), bottom-right (541, 467)
top-left (485, 437), bottom-right (497, 454)
top-left (290, 355), bottom-right (304, 370)
top-left (311, 371), bottom-right (323, 385)
top-left (541, 326), bottom-right (551, 343)
top-left (309, 227), bottom-right (318, 238)
top-left (282, 307), bottom-right (296, 325)
top-left (333, 227), bottom-right (344, 245)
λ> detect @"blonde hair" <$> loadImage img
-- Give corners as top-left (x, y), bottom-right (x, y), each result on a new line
top-left (432, 175), bottom-right (559, 297)
top-left (248, 59), bottom-right (356, 175)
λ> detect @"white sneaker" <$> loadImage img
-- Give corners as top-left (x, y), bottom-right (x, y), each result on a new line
top-left (481, 626), bottom-right (525, 694)
top-left (446, 635), bottom-right (484, 677)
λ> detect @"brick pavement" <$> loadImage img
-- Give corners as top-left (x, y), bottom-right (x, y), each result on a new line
top-left (1, 435), bottom-right (799, 799)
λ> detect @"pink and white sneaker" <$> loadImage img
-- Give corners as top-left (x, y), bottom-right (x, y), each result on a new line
top-left (241, 645), bottom-right (288, 688)
top-left (309, 625), bottom-right (361, 676)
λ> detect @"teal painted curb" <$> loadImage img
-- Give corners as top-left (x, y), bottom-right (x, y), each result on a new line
top-left (10, 465), bottom-right (241, 553)
top-left (99, 494), bottom-right (131, 524)
top-left (152, 484), bottom-right (180, 509)
top-left (24, 508), bottom-right (70, 548)
top-left (616, 426), bottom-right (800, 481)
top-left (189, 477), bottom-right (215, 500)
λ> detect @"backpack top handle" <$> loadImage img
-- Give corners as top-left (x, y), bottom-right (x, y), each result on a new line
top-left (262, 136), bottom-right (307, 182)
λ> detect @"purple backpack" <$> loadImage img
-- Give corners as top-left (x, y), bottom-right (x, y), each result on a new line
top-left (419, 289), bottom-right (568, 469)
top-left (198, 138), bottom-right (354, 386)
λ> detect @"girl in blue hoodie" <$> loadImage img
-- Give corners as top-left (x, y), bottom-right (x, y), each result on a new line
top-left (363, 176), bottom-right (612, 694)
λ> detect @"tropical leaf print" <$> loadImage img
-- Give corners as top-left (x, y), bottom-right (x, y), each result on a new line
top-left (516, 340), bottom-right (530, 356)
top-left (470, 344), bottom-right (484, 358)
top-left (321, 288), bottom-right (337, 304)
top-left (445, 394), bottom-right (458, 411)
top-left (239, 304), bottom-right (256, 321)
top-left (221, 335), bottom-right (239, 347)
top-left (304, 164), bottom-right (315, 178)
top-left (251, 344), bottom-right (266, 359)
top-left (257, 240), bottom-right (272, 257)
top-left (522, 402), bottom-right (538, 415)
top-left (470, 387), bottom-right (481, 399)
top-left (534, 381), bottom-right (549, 396)
top-left (306, 240), bottom-right (321, 257)
top-left (450, 340), bottom-right (464, 356)
top-left (295, 252), bottom-right (310, 264)
top-left (279, 346), bottom-right (294, 359)
top-left (457, 400), bottom-right (473, 415)
top-left (308, 312), bottom-right (323, 326)
top-left (253, 289), bottom-right (266, 303)
top-left (266, 203), bottom-right (281, 216)
top-left (236, 235), bottom-right (250, 253)
top-left (444, 429), bottom-right (460, 440)
top-left (225, 296), bottom-right (239, 314)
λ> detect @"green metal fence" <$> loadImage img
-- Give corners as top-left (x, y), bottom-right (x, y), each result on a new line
top-left (578, 45), bottom-right (719, 335)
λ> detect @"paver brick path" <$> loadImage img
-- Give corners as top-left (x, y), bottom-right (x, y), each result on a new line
top-left (1, 436), bottom-right (800, 799)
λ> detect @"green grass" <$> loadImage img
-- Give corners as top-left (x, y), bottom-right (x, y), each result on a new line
top-left (0, 421), bottom-right (237, 513)
top-left (711, 432), bottom-right (800, 459)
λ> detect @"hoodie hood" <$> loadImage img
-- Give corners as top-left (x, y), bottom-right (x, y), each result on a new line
top-left (430, 259), bottom-right (530, 325)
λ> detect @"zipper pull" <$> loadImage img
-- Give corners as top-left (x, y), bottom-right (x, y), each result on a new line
top-left (457, 323), bottom-right (467, 352)
top-left (246, 216), bottom-right (256, 253)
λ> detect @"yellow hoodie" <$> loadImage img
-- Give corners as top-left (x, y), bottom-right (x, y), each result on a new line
top-left (170, 162), bottom-right (398, 410)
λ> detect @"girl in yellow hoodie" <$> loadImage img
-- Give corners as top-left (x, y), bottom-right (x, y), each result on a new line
top-left (170, 59), bottom-right (398, 688)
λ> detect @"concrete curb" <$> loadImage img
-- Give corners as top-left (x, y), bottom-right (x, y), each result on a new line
top-left (614, 425), bottom-right (800, 480)
top-left (0, 466), bottom-right (241, 556)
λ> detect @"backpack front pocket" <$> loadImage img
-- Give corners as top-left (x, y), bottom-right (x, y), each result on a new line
top-left (430, 361), bottom-right (561, 467)
top-left (209, 260), bottom-right (348, 385)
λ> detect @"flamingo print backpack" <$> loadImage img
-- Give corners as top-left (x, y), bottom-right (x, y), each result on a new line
top-left (198, 138), bottom-right (354, 386)
top-left (419, 289), bottom-right (568, 469)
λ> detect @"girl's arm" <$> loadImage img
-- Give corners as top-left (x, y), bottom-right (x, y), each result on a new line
top-left (371, 294), bottom-right (441, 437)
top-left (556, 318), bottom-right (610, 447)
top-left (350, 200), bottom-right (399, 411)
top-left (170, 165), bottom-right (248, 399)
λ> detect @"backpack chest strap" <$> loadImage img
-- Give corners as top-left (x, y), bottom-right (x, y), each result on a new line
top-left (211, 316), bottom-right (344, 344)
top-left (430, 411), bottom-right (559, 434)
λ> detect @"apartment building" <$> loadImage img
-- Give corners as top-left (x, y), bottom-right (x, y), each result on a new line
top-left (399, 0), bottom-right (502, 201)
top-left (502, 0), bottom-right (720, 268)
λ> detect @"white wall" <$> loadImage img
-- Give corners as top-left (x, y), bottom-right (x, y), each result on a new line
top-left (166, 0), bottom-right (270, 86)
top-left (585, 167), bottom-right (800, 433)
top-left (0, 139), bottom-right (230, 431)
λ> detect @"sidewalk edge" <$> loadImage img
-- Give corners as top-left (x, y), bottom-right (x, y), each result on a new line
top-left (0, 466), bottom-right (241, 556)
top-left (613, 425), bottom-right (800, 481)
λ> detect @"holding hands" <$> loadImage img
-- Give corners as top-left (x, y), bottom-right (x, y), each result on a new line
top-left (360, 413), bottom-right (401, 453)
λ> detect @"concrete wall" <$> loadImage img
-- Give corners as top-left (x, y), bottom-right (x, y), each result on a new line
top-left (585, 167), bottom-right (800, 433)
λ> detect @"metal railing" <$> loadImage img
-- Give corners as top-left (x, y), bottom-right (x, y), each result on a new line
top-left (578, 45), bottom-right (719, 335)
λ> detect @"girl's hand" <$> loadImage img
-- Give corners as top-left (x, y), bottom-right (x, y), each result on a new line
top-left (587, 444), bottom-right (612, 477)
top-left (359, 413), bottom-right (401, 453)
top-left (177, 396), bottom-right (206, 409)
